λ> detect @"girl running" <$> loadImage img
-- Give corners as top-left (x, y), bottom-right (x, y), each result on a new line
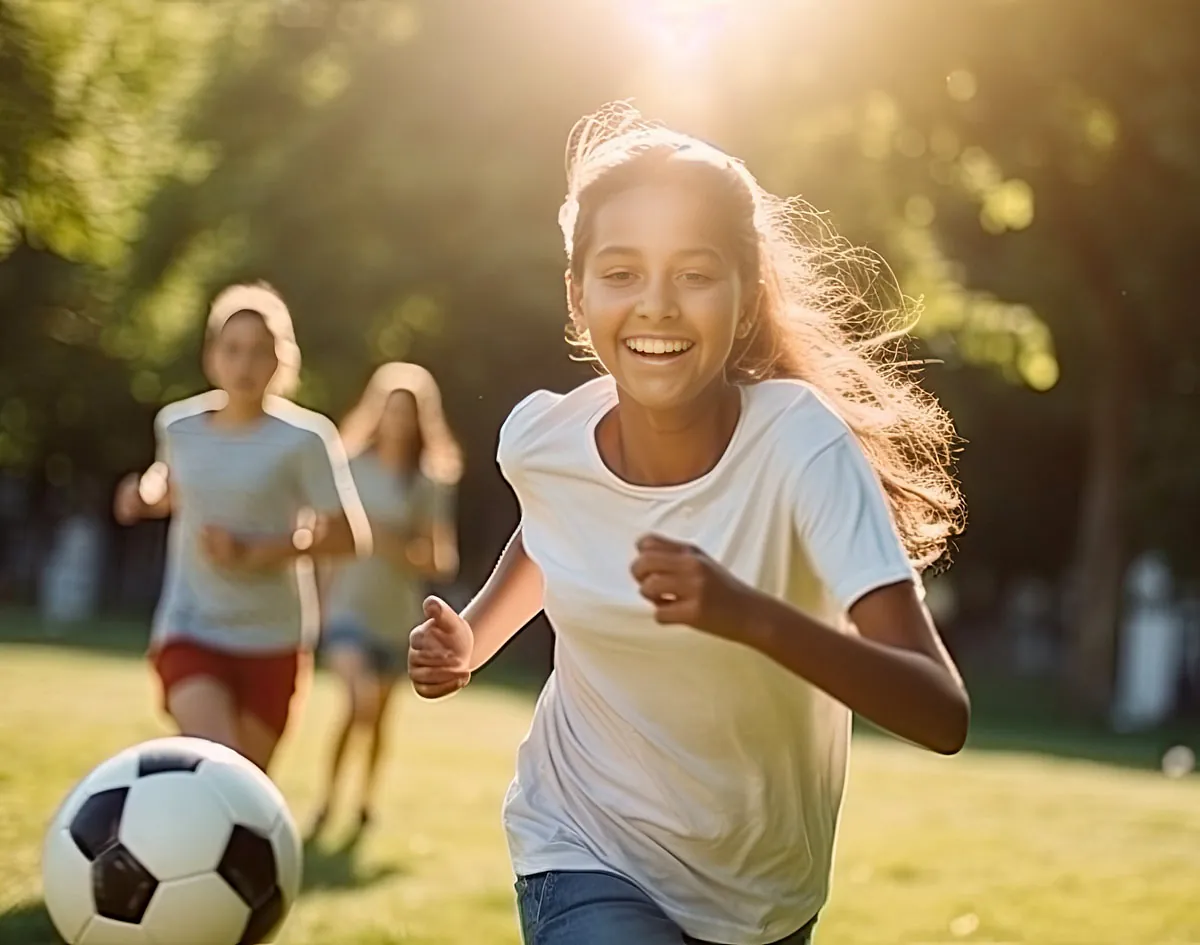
top-left (114, 283), bottom-right (370, 772)
top-left (409, 103), bottom-right (970, 945)
top-left (309, 362), bottom-right (462, 838)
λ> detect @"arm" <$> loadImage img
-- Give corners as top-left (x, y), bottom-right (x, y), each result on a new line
top-left (115, 405), bottom-right (175, 524)
top-left (374, 482), bottom-right (460, 582)
top-left (744, 582), bottom-right (969, 755)
top-left (372, 524), bottom-right (457, 581)
top-left (114, 463), bottom-right (173, 524)
top-left (234, 507), bottom-right (361, 570)
top-left (209, 424), bottom-right (371, 572)
top-left (407, 524), bottom-right (544, 700)
top-left (463, 525), bottom-right (543, 671)
top-left (633, 430), bottom-right (969, 755)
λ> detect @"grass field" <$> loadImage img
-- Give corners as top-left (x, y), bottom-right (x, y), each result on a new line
top-left (2, 614), bottom-right (1199, 945)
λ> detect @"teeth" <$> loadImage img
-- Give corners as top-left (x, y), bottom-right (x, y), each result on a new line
top-left (625, 338), bottom-right (693, 354)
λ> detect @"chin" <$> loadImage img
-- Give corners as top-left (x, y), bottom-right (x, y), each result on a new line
top-left (615, 378), bottom-right (703, 413)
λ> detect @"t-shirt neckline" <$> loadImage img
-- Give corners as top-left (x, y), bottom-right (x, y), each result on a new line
top-left (585, 378), bottom-right (750, 496)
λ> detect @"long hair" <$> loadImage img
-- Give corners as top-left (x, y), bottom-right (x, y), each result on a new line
top-left (338, 362), bottom-right (463, 486)
top-left (559, 102), bottom-right (963, 568)
top-left (204, 282), bottom-right (301, 398)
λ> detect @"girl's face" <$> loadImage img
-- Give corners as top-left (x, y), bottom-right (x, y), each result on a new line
top-left (571, 179), bottom-right (745, 413)
top-left (205, 311), bottom-right (279, 404)
top-left (378, 390), bottom-right (419, 454)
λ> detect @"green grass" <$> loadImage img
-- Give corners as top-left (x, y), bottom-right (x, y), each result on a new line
top-left (2, 615), bottom-right (1199, 945)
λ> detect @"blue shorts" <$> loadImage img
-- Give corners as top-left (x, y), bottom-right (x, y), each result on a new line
top-left (515, 870), bottom-right (817, 945)
top-left (320, 620), bottom-right (406, 678)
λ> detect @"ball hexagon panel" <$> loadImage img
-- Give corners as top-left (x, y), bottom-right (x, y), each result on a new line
top-left (92, 844), bottom-right (157, 923)
top-left (140, 872), bottom-right (251, 945)
top-left (77, 915), bottom-right (150, 945)
top-left (51, 749), bottom-right (140, 832)
top-left (119, 772), bottom-right (232, 881)
top-left (42, 827), bottom-right (94, 943)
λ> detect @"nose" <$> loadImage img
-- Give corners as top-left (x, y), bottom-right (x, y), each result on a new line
top-left (636, 274), bottom-right (679, 322)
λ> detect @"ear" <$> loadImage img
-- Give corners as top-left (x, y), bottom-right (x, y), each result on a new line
top-left (735, 281), bottom-right (765, 339)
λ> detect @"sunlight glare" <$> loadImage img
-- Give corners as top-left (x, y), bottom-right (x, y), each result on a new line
top-left (626, 0), bottom-right (735, 60)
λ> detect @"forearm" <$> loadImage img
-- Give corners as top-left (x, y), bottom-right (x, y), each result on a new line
top-left (374, 527), bottom-right (458, 582)
top-left (745, 592), bottom-right (970, 755)
top-left (246, 512), bottom-right (362, 570)
top-left (463, 526), bottom-right (544, 671)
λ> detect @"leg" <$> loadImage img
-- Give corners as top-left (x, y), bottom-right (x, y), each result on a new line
top-left (516, 870), bottom-right (685, 945)
top-left (685, 917), bottom-right (818, 945)
top-left (233, 649), bottom-right (300, 773)
top-left (238, 710), bottom-right (283, 771)
top-left (153, 641), bottom-right (241, 752)
top-left (165, 676), bottom-right (240, 749)
top-left (313, 643), bottom-right (374, 825)
top-left (357, 672), bottom-right (400, 826)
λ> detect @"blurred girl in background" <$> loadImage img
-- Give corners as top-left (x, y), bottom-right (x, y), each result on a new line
top-left (308, 362), bottom-right (462, 838)
top-left (114, 283), bottom-right (370, 773)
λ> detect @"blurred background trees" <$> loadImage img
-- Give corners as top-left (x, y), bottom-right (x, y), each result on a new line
top-left (2, 0), bottom-right (1198, 716)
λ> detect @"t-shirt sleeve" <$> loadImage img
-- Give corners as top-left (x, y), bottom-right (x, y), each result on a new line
top-left (297, 424), bottom-right (359, 516)
top-left (495, 390), bottom-right (551, 493)
top-left (791, 431), bottom-right (916, 613)
top-left (151, 407), bottom-right (174, 467)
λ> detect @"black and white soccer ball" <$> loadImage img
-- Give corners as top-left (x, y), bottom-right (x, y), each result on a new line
top-left (42, 736), bottom-right (302, 945)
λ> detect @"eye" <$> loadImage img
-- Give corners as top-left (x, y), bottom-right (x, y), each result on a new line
top-left (681, 271), bottom-right (715, 285)
top-left (602, 270), bottom-right (636, 284)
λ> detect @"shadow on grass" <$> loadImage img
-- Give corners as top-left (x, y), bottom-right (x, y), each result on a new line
top-left (0, 899), bottom-right (60, 945)
top-left (301, 831), bottom-right (406, 893)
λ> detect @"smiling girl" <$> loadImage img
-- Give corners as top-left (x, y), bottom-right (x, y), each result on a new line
top-left (408, 104), bottom-right (969, 944)
top-left (114, 283), bottom-right (370, 772)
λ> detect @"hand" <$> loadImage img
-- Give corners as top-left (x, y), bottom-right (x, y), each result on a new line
top-left (408, 596), bottom-right (473, 699)
top-left (630, 533), bottom-right (758, 642)
top-left (200, 525), bottom-right (249, 571)
top-left (113, 473), bottom-right (146, 526)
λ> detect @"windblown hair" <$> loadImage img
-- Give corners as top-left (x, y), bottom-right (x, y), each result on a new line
top-left (205, 281), bottom-right (301, 398)
top-left (559, 102), bottom-right (964, 568)
top-left (339, 362), bottom-right (463, 487)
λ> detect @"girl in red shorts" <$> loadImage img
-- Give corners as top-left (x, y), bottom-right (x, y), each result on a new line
top-left (114, 283), bottom-right (370, 771)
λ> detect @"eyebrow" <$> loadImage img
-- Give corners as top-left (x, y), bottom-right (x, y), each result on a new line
top-left (592, 245), bottom-right (726, 263)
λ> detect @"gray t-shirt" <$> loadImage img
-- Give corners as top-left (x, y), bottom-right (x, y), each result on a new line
top-left (324, 451), bottom-right (453, 644)
top-left (151, 392), bottom-right (361, 653)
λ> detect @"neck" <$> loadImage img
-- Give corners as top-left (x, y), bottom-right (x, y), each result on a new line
top-left (605, 381), bottom-right (741, 487)
top-left (213, 394), bottom-right (265, 426)
top-left (375, 441), bottom-right (416, 474)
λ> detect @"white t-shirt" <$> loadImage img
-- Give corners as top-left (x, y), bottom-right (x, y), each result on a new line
top-left (497, 375), bottom-right (917, 945)
top-left (152, 392), bottom-right (362, 653)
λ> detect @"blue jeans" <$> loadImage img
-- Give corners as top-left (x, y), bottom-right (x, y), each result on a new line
top-left (320, 619), bottom-right (405, 677)
top-left (515, 870), bottom-right (817, 945)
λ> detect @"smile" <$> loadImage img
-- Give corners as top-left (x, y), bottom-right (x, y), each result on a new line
top-left (624, 337), bottom-right (694, 356)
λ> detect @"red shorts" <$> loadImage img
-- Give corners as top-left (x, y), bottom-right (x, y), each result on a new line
top-left (151, 640), bottom-right (303, 737)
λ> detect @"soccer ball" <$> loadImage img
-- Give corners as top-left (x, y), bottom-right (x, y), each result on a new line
top-left (41, 736), bottom-right (302, 945)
